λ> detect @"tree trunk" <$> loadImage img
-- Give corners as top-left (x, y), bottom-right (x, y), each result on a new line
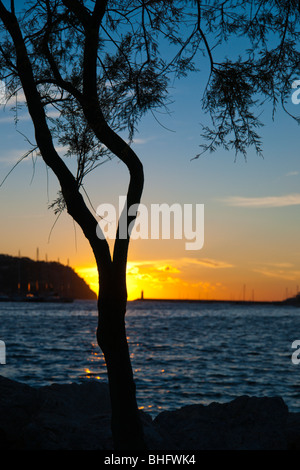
top-left (97, 295), bottom-right (147, 450)
top-left (0, 2), bottom-right (146, 451)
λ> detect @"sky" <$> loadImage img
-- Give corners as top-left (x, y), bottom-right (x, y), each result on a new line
top-left (0, 4), bottom-right (300, 302)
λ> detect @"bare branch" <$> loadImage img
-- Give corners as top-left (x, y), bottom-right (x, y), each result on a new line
top-left (0, 1), bottom-right (112, 272)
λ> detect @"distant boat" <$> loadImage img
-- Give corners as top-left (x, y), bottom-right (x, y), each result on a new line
top-left (0, 293), bottom-right (73, 303)
top-left (24, 293), bottom-right (73, 303)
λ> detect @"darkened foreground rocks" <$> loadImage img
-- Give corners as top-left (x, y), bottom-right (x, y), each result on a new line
top-left (1, 375), bottom-right (300, 450)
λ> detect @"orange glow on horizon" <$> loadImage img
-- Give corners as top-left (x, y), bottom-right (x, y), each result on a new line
top-left (75, 258), bottom-right (295, 302)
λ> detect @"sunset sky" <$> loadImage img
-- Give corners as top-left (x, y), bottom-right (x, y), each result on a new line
top-left (0, 5), bottom-right (300, 302)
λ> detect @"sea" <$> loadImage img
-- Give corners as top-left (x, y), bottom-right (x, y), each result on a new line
top-left (1, 299), bottom-right (300, 417)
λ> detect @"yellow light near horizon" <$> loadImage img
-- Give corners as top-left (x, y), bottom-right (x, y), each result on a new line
top-left (126, 262), bottom-right (146, 300)
top-left (76, 260), bottom-right (221, 301)
top-left (75, 259), bottom-right (284, 302)
top-left (75, 263), bottom-right (145, 301)
top-left (75, 266), bottom-right (99, 296)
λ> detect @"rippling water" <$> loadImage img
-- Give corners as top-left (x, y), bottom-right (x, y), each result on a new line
top-left (1, 299), bottom-right (300, 416)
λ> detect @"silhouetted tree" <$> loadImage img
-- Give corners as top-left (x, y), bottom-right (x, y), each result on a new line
top-left (0, 0), bottom-right (299, 450)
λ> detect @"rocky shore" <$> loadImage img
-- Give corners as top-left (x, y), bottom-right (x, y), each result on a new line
top-left (1, 375), bottom-right (300, 450)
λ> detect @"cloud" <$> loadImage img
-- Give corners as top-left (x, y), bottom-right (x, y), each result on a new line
top-left (5, 90), bottom-right (27, 105)
top-left (157, 265), bottom-right (180, 273)
top-left (0, 144), bottom-right (70, 168)
top-left (0, 147), bottom-right (36, 164)
top-left (77, 259), bottom-right (232, 300)
top-left (253, 262), bottom-right (300, 281)
top-left (128, 136), bottom-right (156, 146)
top-left (253, 268), bottom-right (300, 281)
top-left (264, 262), bottom-right (294, 268)
top-left (182, 257), bottom-right (234, 269)
top-left (286, 171), bottom-right (299, 177)
top-left (127, 261), bottom-right (182, 286)
top-left (125, 257), bottom-right (233, 296)
top-left (0, 109), bottom-right (60, 124)
top-left (222, 194), bottom-right (300, 208)
top-left (0, 115), bottom-right (15, 124)
top-left (128, 257), bottom-right (233, 271)
top-left (0, 110), bottom-right (32, 124)
top-left (128, 261), bottom-right (181, 276)
top-left (46, 110), bottom-right (61, 119)
top-left (131, 138), bottom-right (149, 145)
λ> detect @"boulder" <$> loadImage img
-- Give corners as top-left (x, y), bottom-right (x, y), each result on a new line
top-left (0, 375), bottom-right (167, 450)
top-left (154, 395), bottom-right (289, 450)
top-left (1, 375), bottom-right (300, 450)
top-left (0, 375), bottom-right (113, 449)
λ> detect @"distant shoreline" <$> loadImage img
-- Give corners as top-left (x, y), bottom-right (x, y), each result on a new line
top-left (133, 298), bottom-right (300, 307)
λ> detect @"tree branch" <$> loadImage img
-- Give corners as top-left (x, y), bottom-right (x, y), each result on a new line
top-left (42, 1), bottom-right (83, 101)
top-left (60, 0), bottom-right (91, 27)
top-left (0, 1), bottom-right (112, 275)
top-left (67, 0), bottom-right (144, 285)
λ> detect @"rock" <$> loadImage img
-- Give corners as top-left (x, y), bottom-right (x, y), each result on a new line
top-left (0, 375), bottom-right (39, 449)
top-left (286, 413), bottom-right (300, 450)
top-left (0, 375), bottom-right (168, 450)
top-left (0, 375), bottom-right (113, 450)
top-left (24, 381), bottom-right (113, 450)
top-left (140, 410), bottom-right (174, 450)
top-left (154, 395), bottom-right (289, 450)
top-left (1, 375), bottom-right (300, 450)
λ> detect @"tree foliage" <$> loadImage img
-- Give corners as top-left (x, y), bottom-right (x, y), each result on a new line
top-left (1, 0), bottom-right (300, 451)
top-left (0, 1), bottom-right (299, 204)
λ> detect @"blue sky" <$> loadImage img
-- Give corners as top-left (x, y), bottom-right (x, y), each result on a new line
top-left (0, 1), bottom-right (299, 301)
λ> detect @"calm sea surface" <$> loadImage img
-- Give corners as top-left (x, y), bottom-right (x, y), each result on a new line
top-left (1, 300), bottom-right (300, 416)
